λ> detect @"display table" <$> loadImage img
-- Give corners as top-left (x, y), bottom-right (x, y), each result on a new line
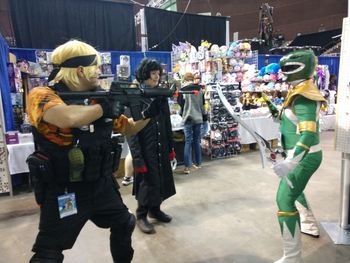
top-left (7, 142), bottom-right (35, 175)
top-left (6, 141), bottom-right (35, 194)
top-left (238, 116), bottom-right (280, 144)
top-left (320, 114), bottom-right (336, 131)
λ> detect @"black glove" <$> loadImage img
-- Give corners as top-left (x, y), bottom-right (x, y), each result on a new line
top-left (142, 99), bottom-right (161, 119)
top-left (99, 98), bottom-right (125, 119)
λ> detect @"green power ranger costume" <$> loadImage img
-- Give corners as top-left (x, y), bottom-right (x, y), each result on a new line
top-left (268, 50), bottom-right (326, 263)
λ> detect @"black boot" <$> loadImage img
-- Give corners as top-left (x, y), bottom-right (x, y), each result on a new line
top-left (149, 210), bottom-right (172, 223)
top-left (136, 217), bottom-right (155, 234)
top-left (29, 249), bottom-right (64, 263)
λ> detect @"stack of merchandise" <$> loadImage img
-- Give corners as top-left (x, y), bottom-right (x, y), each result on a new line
top-left (201, 84), bottom-right (242, 159)
top-left (171, 40), bottom-right (255, 158)
top-left (99, 52), bottom-right (114, 90)
top-left (243, 62), bottom-right (289, 93)
top-left (238, 62), bottom-right (290, 118)
top-left (171, 40), bottom-right (253, 85)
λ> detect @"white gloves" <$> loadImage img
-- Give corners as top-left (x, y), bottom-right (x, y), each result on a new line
top-left (272, 151), bottom-right (305, 188)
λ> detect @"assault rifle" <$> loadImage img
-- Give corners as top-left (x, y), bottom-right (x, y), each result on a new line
top-left (57, 81), bottom-right (196, 121)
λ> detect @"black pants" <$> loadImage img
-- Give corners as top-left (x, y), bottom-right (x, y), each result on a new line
top-left (136, 203), bottom-right (162, 219)
top-left (32, 176), bottom-right (134, 262)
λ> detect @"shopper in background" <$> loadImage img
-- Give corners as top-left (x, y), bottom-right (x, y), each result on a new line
top-left (194, 73), bottom-right (209, 138)
top-left (266, 50), bottom-right (325, 263)
top-left (178, 72), bottom-right (206, 174)
top-left (122, 151), bottom-right (134, 186)
top-left (26, 39), bottom-right (159, 263)
top-left (128, 58), bottom-right (176, 234)
top-left (328, 74), bottom-right (337, 91)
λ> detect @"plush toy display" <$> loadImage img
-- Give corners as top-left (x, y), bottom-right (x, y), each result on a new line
top-left (171, 40), bottom-right (252, 86)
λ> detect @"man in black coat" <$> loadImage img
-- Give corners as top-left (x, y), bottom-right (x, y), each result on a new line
top-left (128, 58), bottom-right (176, 234)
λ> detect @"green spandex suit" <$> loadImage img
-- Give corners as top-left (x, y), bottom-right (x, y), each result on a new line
top-left (272, 50), bottom-right (326, 263)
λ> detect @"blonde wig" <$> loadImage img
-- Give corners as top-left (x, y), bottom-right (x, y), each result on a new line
top-left (50, 40), bottom-right (101, 90)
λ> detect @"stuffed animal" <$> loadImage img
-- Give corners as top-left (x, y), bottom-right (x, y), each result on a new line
top-left (259, 66), bottom-right (266, 76)
top-left (189, 45), bottom-right (198, 63)
top-left (201, 40), bottom-right (212, 49)
top-left (219, 45), bottom-right (228, 58)
top-left (210, 44), bottom-right (220, 58)
top-left (197, 45), bottom-right (205, 60)
top-left (265, 63), bottom-right (280, 74)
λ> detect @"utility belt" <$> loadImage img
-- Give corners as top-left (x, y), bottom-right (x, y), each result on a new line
top-left (26, 139), bottom-right (122, 205)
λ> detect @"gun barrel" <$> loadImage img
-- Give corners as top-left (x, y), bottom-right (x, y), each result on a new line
top-left (141, 88), bottom-right (174, 98)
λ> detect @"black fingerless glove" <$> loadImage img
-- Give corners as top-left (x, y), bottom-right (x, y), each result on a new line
top-left (99, 98), bottom-right (125, 119)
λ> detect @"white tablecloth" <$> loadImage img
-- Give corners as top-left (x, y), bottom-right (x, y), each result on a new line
top-left (238, 116), bottom-right (280, 144)
top-left (320, 114), bottom-right (336, 131)
top-left (7, 142), bottom-right (35, 174)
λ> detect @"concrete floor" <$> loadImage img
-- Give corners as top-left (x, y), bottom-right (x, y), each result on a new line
top-left (0, 131), bottom-right (349, 263)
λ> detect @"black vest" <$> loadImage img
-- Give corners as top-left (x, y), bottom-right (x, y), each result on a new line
top-left (32, 83), bottom-right (120, 183)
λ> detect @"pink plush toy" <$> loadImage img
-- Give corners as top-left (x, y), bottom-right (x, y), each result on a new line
top-left (236, 72), bottom-right (243, 82)
top-left (270, 74), bottom-right (278, 81)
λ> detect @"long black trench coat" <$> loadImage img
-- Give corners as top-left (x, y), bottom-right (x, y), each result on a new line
top-left (128, 97), bottom-right (176, 207)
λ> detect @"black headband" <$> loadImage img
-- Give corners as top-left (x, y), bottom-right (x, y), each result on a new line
top-left (48, 54), bottom-right (97, 82)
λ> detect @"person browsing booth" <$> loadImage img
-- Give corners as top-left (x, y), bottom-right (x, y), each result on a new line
top-left (177, 72), bottom-right (206, 174)
top-left (26, 39), bottom-right (160, 263)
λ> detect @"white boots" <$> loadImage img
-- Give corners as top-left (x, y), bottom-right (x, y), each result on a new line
top-left (296, 201), bottom-right (319, 237)
top-left (274, 222), bottom-right (303, 263)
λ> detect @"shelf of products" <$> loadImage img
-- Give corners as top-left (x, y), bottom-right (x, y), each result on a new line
top-left (202, 84), bottom-right (242, 159)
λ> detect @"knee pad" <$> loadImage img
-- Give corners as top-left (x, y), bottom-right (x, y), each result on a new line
top-left (110, 213), bottom-right (135, 261)
top-left (30, 249), bottom-right (64, 263)
top-left (125, 213), bottom-right (136, 234)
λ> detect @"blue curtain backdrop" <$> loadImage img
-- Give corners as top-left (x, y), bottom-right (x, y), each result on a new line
top-left (10, 48), bottom-right (340, 78)
top-left (0, 34), bottom-right (14, 131)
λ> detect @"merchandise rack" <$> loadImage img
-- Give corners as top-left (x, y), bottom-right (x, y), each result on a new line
top-left (202, 83), bottom-right (242, 159)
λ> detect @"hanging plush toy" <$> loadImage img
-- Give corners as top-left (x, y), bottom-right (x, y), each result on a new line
top-left (197, 45), bottom-right (205, 60)
top-left (258, 66), bottom-right (266, 76)
top-left (201, 40), bottom-right (212, 49)
top-left (189, 45), bottom-right (198, 63)
top-left (265, 63), bottom-right (280, 75)
top-left (210, 44), bottom-right (220, 58)
top-left (219, 45), bottom-right (228, 58)
top-left (227, 41), bottom-right (239, 57)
